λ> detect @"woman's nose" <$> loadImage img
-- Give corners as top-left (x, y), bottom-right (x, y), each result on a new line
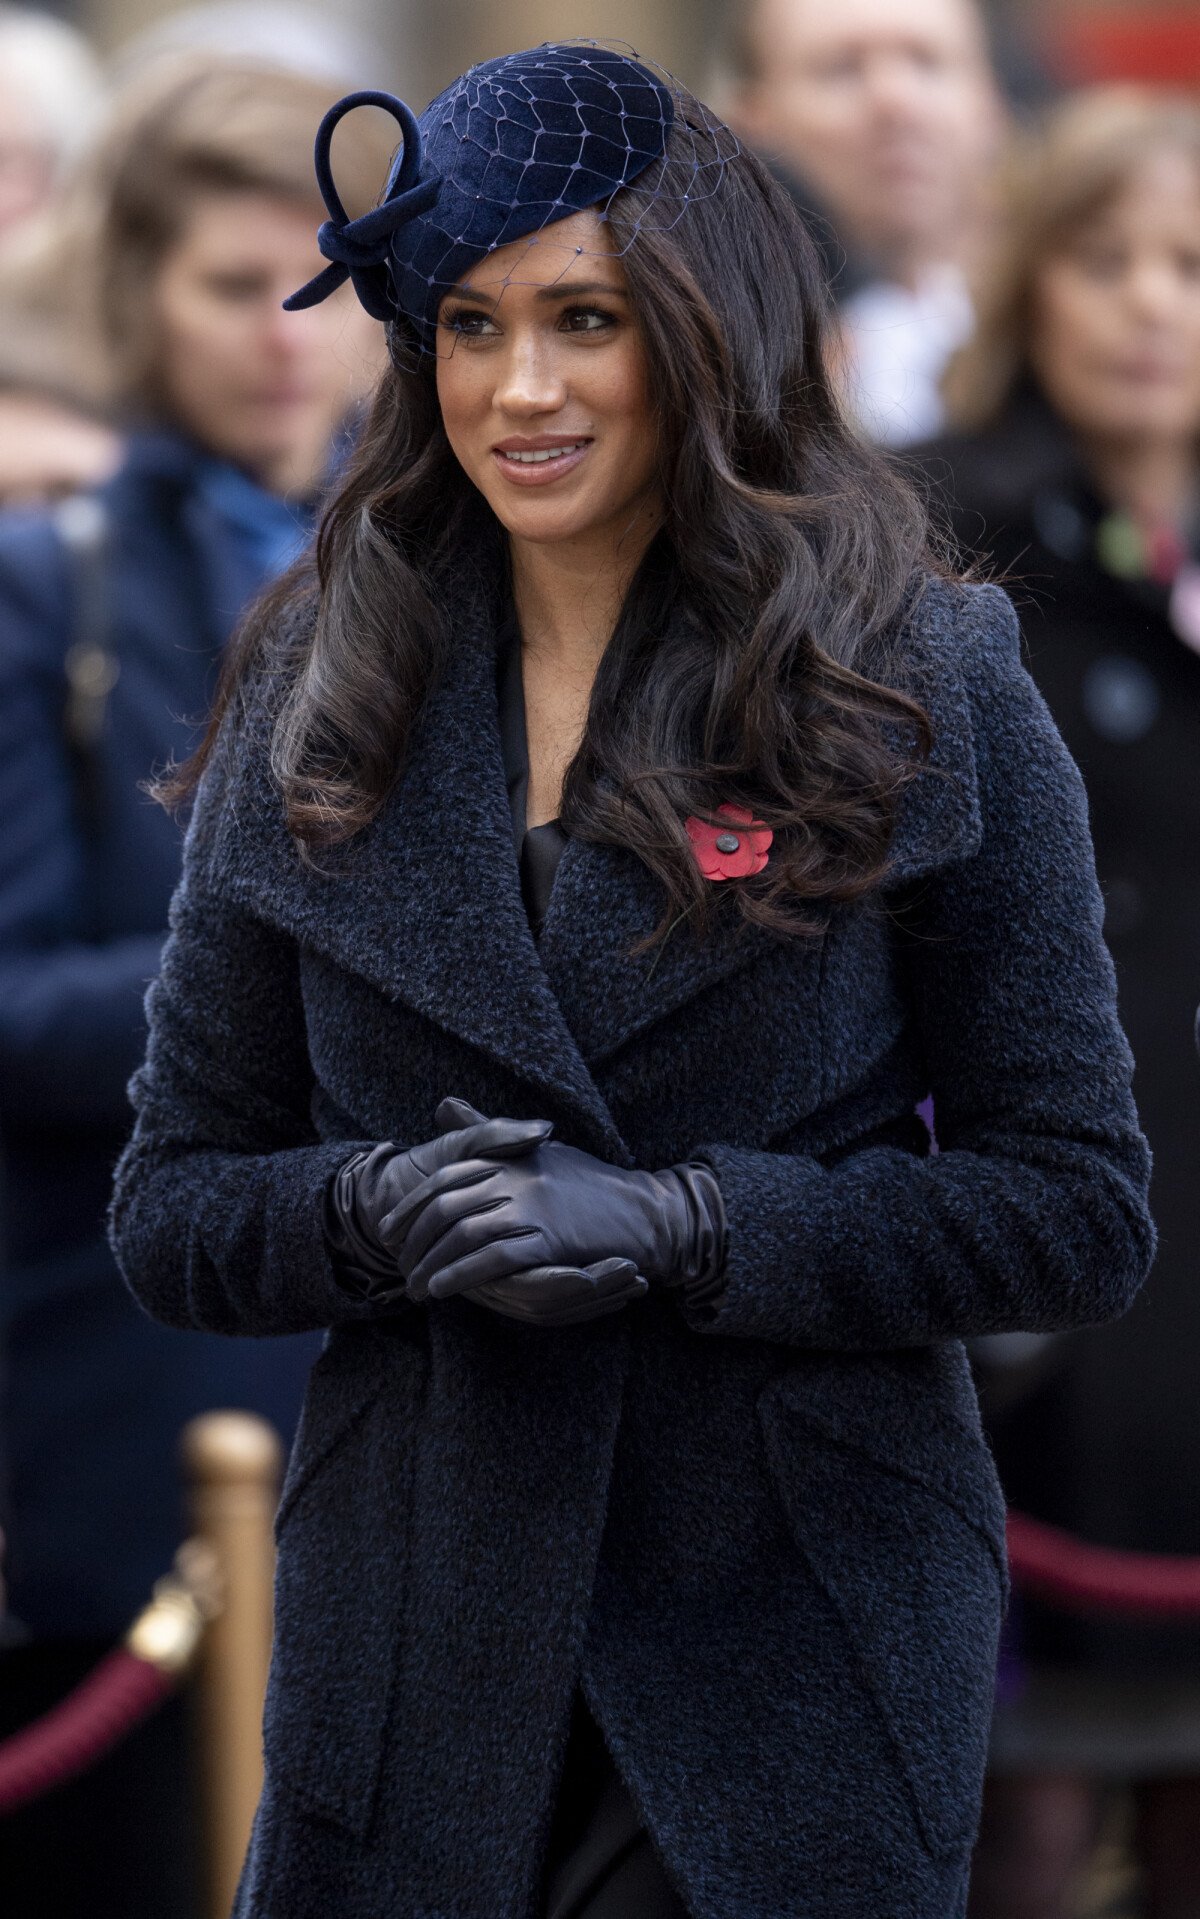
top-left (492, 330), bottom-right (568, 417)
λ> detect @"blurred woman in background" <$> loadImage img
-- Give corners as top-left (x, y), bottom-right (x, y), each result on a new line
top-left (0, 58), bottom-right (388, 1918)
top-left (0, 4), bottom-right (117, 500)
top-left (915, 89), bottom-right (1200, 1919)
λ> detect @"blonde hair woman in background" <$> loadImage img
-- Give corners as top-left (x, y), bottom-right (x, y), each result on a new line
top-left (914, 89), bottom-right (1200, 1919)
top-left (0, 59), bottom-right (388, 1917)
top-left (0, 5), bottom-right (115, 500)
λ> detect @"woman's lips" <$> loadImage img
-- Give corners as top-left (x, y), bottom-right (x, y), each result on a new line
top-left (491, 439), bottom-right (592, 486)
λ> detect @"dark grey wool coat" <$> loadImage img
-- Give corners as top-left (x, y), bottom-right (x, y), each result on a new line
top-left (110, 573), bottom-right (1152, 1919)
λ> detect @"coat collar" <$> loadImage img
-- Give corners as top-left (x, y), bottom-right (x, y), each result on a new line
top-left (202, 587), bottom-right (624, 1157)
top-left (540, 577), bottom-right (983, 1053)
top-left (535, 837), bottom-right (782, 1067)
top-left (197, 572), bottom-right (980, 1145)
top-left (882, 577), bottom-right (982, 886)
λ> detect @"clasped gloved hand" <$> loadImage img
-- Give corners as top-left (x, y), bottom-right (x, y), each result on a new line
top-left (325, 1098), bottom-right (553, 1307)
top-left (384, 1104), bottom-right (727, 1312)
top-left (325, 1100), bottom-right (653, 1324)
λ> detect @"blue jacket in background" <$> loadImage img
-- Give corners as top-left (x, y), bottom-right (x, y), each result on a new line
top-left (0, 430), bottom-right (323, 1639)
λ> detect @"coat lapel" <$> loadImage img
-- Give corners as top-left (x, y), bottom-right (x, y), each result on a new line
top-left (538, 579), bottom-right (984, 1059)
top-left (205, 592), bottom-right (626, 1158)
top-left (536, 836), bottom-right (784, 1067)
top-left (201, 571), bottom-right (981, 1140)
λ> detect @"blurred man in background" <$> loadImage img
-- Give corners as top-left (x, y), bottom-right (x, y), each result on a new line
top-left (0, 57), bottom-right (389, 1916)
top-left (724, 0), bottom-right (1007, 444)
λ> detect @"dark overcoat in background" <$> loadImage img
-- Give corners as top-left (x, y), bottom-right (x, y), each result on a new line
top-left (111, 570), bottom-right (1152, 1919)
top-left (0, 430), bottom-right (321, 1640)
top-left (914, 389), bottom-right (1200, 1681)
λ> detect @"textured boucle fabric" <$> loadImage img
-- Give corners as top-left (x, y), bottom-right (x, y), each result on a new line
top-left (110, 570), bottom-right (1152, 1917)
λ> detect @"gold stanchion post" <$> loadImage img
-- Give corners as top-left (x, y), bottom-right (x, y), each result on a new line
top-left (182, 1412), bottom-right (283, 1919)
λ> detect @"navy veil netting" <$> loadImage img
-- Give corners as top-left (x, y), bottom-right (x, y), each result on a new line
top-left (284, 41), bottom-right (739, 351)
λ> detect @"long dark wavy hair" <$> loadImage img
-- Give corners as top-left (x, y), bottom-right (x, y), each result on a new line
top-left (164, 97), bottom-right (937, 945)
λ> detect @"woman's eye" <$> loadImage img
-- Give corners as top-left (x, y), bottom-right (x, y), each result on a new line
top-left (559, 306), bottom-right (616, 334)
top-left (206, 273), bottom-right (267, 303)
top-left (442, 308), bottom-right (500, 337)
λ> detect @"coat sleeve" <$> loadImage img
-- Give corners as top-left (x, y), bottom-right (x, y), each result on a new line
top-left (0, 518), bottom-right (163, 1130)
top-left (693, 586), bottom-right (1155, 1349)
top-left (108, 834), bottom-right (376, 1340)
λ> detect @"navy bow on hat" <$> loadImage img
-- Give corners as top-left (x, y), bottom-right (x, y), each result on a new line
top-left (284, 43), bottom-right (675, 346)
top-left (284, 90), bottom-right (440, 322)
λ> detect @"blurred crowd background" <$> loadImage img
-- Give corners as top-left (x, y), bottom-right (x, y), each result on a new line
top-left (0, 1), bottom-right (1198, 1915)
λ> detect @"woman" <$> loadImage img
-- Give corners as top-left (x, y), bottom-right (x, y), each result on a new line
top-left (111, 46), bottom-right (1152, 1918)
top-left (0, 5), bottom-right (117, 502)
top-left (0, 59), bottom-right (387, 1917)
top-left (914, 90), bottom-right (1200, 1918)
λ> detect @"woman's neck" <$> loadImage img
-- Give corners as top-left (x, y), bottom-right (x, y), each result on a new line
top-left (509, 510), bottom-right (658, 830)
top-left (509, 519), bottom-right (652, 667)
top-left (1079, 431), bottom-right (1198, 530)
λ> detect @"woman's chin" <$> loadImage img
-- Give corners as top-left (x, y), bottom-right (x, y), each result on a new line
top-left (484, 496), bottom-right (610, 547)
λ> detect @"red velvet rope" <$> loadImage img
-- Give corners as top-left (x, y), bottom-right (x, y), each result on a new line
top-left (1008, 1510), bottom-right (1200, 1618)
top-left (0, 1647), bottom-right (174, 1815)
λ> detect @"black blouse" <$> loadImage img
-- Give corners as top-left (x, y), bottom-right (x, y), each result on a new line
top-left (496, 614), bottom-right (570, 936)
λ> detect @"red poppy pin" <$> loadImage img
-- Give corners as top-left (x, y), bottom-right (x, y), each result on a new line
top-left (685, 804), bottom-right (773, 880)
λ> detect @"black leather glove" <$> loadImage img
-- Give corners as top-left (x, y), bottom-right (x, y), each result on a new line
top-left (400, 1104), bottom-right (649, 1326)
top-left (385, 1125), bottom-right (727, 1307)
top-left (467, 1256), bottom-right (647, 1326)
top-left (325, 1098), bottom-right (552, 1305)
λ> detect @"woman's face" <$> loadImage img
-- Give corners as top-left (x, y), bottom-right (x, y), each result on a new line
top-left (434, 208), bottom-right (661, 553)
top-left (151, 189), bottom-right (386, 494)
top-left (1029, 146), bottom-right (1200, 445)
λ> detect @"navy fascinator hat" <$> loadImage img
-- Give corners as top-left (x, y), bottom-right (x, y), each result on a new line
top-left (284, 42), bottom-right (734, 348)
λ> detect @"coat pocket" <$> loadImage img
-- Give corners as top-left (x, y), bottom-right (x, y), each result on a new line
top-left (758, 1356), bottom-right (1006, 1858)
top-left (265, 1323), bottom-right (426, 1837)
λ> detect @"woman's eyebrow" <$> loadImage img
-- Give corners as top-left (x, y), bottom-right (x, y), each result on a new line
top-left (445, 278), bottom-right (629, 306)
top-left (443, 285), bottom-right (495, 307)
top-left (533, 279), bottom-right (629, 300)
